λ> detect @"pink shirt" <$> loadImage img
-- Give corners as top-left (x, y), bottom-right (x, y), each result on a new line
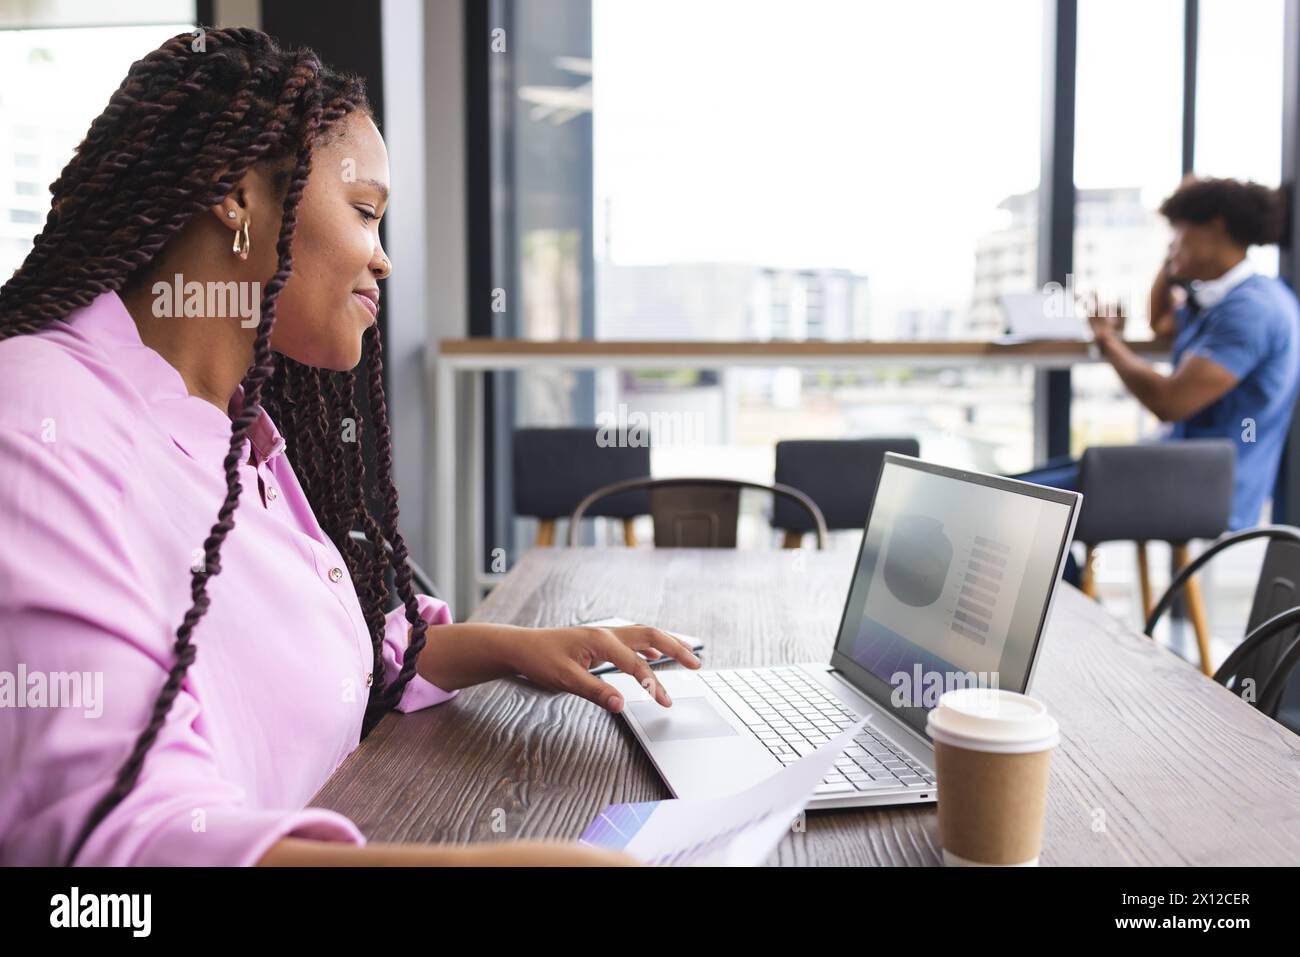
top-left (0, 290), bottom-right (458, 865)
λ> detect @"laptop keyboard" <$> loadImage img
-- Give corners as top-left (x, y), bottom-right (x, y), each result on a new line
top-left (699, 667), bottom-right (936, 796)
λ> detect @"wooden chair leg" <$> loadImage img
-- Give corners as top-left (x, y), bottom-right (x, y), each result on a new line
top-left (622, 518), bottom-right (637, 547)
top-left (1135, 541), bottom-right (1153, 623)
top-left (1172, 543), bottom-right (1214, 677)
top-left (781, 530), bottom-right (803, 549)
top-left (1079, 544), bottom-right (1097, 598)
top-left (535, 519), bottom-right (555, 547)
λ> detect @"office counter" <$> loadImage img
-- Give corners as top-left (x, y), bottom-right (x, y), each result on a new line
top-left (431, 337), bottom-right (1170, 615)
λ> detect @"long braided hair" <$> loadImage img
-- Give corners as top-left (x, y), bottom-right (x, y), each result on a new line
top-left (0, 28), bottom-right (432, 865)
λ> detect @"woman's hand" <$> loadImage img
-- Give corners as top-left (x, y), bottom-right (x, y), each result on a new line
top-left (504, 624), bottom-right (702, 713)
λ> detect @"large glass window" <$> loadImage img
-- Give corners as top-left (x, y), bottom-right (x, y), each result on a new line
top-left (1068, 0), bottom-right (1287, 639)
top-left (491, 0), bottom-right (1047, 555)
top-left (1070, 0), bottom-right (1183, 455)
top-left (593, 0), bottom-right (1044, 482)
top-left (487, 0), bottom-right (1291, 581)
top-left (1195, 0), bottom-right (1285, 276)
top-left (0, 15), bottom-right (195, 278)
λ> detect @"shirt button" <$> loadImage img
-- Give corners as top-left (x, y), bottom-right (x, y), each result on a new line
top-left (329, 566), bottom-right (344, 583)
top-left (266, 486), bottom-right (278, 502)
top-left (365, 672), bottom-right (374, 687)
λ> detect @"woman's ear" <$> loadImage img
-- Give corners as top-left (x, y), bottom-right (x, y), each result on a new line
top-left (208, 183), bottom-right (248, 235)
top-left (202, 161), bottom-right (245, 232)
top-left (209, 192), bottom-right (246, 233)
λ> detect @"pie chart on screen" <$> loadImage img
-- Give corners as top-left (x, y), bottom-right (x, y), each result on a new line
top-left (883, 513), bottom-right (953, 608)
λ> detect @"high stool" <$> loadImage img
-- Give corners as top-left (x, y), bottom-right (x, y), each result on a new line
top-left (1074, 440), bottom-right (1235, 676)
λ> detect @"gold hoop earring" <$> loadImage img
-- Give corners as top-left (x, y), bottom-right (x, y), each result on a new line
top-left (232, 219), bottom-right (250, 260)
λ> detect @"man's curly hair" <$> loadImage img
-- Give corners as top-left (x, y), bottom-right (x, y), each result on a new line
top-left (1159, 176), bottom-right (1292, 248)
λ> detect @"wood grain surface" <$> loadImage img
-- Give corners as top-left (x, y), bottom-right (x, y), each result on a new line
top-left (312, 549), bottom-right (1300, 865)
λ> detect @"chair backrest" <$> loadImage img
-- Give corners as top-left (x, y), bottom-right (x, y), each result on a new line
top-left (569, 477), bottom-right (828, 549)
top-left (1237, 537), bottom-right (1300, 726)
top-left (512, 427), bottom-right (651, 520)
top-left (1245, 537), bottom-right (1300, 635)
top-left (1074, 439), bottom-right (1235, 544)
top-left (1148, 526), bottom-right (1300, 734)
top-left (772, 437), bottom-right (920, 533)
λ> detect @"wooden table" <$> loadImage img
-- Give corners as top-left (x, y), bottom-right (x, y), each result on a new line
top-left (312, 549), bottom-right (1300, 865)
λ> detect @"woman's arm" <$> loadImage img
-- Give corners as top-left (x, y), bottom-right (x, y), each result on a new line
top-left (257, 836), bottom-right (639, 866)
top-left (402, 621), bottom-right (537, 690)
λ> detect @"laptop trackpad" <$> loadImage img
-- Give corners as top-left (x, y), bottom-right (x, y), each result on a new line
top-left (627, 697), bottom-right (739, 742)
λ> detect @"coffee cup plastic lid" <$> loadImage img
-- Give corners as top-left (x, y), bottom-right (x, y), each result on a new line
top-left (926, 688), bottom-right (1059, 753)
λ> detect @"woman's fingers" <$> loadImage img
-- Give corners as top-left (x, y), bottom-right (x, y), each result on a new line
top-left (634, 626), bottom-right (701, 669)
top-left (561, 625), bottom-right (697, 712)
top-left (567, 665), bottom-right (628, 713)
top-left (560, 630), bottom-right (660, 711)
top-left (595, 631), bottom-right (672, 707)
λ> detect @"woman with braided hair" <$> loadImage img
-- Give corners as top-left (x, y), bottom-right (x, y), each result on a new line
top-left (0, 28), bottom-right (695, 866)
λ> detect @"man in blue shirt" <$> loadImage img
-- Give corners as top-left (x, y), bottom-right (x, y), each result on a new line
top-left (1164, 260), bottom-right (1300, 529)
top-left (1094, 177), bottom-right (1299, 531)
top-left (1014, 176), bottom-right (1300, 578)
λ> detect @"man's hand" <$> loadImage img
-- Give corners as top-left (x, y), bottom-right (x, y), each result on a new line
top-left (504, 624), bottom-right (702, 713)
top-left (1084, 292), bottom-right (1125, 346)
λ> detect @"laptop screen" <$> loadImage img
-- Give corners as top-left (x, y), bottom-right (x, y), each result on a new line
top-left (829, 454), bottom-right (1079, 738)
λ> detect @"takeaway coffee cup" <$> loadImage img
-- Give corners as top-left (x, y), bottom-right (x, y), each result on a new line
top-left (925, 687), bottom-right (1059, 867)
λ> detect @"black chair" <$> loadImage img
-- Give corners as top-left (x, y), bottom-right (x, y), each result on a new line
top-left (772, 437), bottom-right (920, 547)
top-left (1144, 526), bottom-right (1300, 734)
top-left (568, 477), bottom-right (828, 549)
top-left (513, 427), bottom-right (651, 546)
top-left (1073, 439), bottom-right (1235, 676)
top-left (347, 529), bottom-right (442, 609)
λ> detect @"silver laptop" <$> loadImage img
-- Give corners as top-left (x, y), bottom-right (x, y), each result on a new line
top-left (602, 453), bottom-right (1081, 809)
top-left (996, 289), bottom-right (1089, 342)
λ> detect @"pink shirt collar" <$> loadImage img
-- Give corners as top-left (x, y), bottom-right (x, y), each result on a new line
top-left (70, 290), bottom-right (287, 468)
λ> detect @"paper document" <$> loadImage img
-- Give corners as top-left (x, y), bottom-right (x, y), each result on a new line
top-left (578, 717), bottom-right (868, 865)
